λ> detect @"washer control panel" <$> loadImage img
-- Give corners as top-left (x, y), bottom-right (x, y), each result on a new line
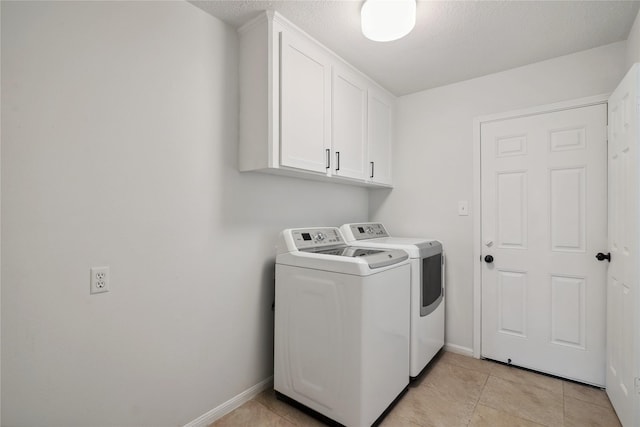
top-left (291, 228), bottom-right (344, 250)
top-left (348, 223), bottom-right (389, 240)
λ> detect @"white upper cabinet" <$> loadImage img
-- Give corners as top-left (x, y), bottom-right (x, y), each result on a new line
top-left (332, 64), bottom-right (368, 181)
top-left (280, 31), bottom-right (331, 173)
top-left (238, 11), bottom-right (394, 187)
top-left (368, 88), bottom-right (394, 186)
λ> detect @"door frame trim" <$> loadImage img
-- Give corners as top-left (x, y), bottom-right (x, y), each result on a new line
top-left (472, 93), bottom-right (610, 358)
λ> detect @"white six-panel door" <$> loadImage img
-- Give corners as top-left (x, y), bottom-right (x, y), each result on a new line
top-left (481, 104), bottom-right (608, 385)
top-left (607, 64), bottom-right (640, 427)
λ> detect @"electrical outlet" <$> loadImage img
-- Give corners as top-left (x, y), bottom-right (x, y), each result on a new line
top-left (90, 266), bottom-right (110, 294)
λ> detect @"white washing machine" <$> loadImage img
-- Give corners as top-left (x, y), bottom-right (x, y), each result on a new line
top-left (340, 223), bottom-right (444, 379)
top-left (275, 227), bottom-right (410, 427)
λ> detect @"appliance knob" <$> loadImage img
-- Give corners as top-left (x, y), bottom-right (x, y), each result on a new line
top-left (316, 233), bottom-right (325, 241)
top-left (366, 226), bottom-right (374, 234)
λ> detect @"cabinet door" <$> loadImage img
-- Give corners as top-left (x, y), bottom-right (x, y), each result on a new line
top-left (332, 66), bottom-right (367, 180)
top-left (280, 31), bottom-right (331, 174)
top-left (368, 88), bottom-right (394, 185)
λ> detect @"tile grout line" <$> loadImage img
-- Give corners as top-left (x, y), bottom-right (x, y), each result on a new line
top-left (466, 370), bottom-right (491, 426)
top-left (253, 398), bottom-right (294, 425)
top-left (438, 354), bottom-right (497, 426)
top-left (562, 382), bottom-right (567, 426)
top-left (563, 379), bottom-right (619, 410)
top-left (476, 373), bottom-right (557, 427)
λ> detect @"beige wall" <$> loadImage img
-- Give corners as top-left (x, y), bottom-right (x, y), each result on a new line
top-left (1, 2), bottom-right (368, 426)
top-left (626, 8), bottom-right (640, 69)
top-left (370, 42), bottom-right (628, 353)
top-left (2, 2), bottom-right (637, 426)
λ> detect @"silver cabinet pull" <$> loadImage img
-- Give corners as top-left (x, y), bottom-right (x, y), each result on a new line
top-left (326, 149), bottom-right (330, 169)
top-left (336, 152), bottom-right (340, 171)
top-left (370, 161), bottom-right (375, 178)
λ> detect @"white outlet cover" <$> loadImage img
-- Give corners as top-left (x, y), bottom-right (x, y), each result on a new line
top-left (90, 266), bottom-right (110, 294)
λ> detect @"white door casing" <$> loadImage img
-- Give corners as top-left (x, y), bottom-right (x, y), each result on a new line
top-left (607, 64), bottom-right (640, 427)
top-left (480, 103), bottom-right (608, 385)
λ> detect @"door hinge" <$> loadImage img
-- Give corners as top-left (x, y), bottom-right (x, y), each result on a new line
top-left (635, 377), bottom-right (640, 394)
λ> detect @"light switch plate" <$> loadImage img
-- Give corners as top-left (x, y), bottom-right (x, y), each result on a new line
top-left (458, 201), bottom-right (469, 216)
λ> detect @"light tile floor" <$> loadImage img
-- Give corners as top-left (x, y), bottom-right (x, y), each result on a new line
top-left (210, 351), bottom-right (621, 427)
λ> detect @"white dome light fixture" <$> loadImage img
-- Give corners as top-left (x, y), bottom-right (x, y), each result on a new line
top-left (361, 0), bottom-right (416, 42)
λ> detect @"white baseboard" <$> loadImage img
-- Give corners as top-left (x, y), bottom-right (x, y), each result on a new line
top-left (444, 343), bottom-right (474, 358)
top-left (184, 376), bottom-right (273, 427)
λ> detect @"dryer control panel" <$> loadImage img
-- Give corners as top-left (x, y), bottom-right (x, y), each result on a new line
top-left (346, 223), bottom-right (389, 240)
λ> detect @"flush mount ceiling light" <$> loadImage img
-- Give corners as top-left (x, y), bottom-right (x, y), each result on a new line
top-left (361, 0), bottom-right (416, 42)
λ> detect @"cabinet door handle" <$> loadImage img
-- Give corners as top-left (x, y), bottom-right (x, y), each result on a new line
top-left (326, 149), bottom-right (330, 169)
top-left (370, 161), bottom-right (375, 178)
top-left (336, 152), bottom-right (340, 171)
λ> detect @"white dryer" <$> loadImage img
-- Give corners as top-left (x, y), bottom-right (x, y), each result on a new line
top-left (340, 223), bottom-right (444, 379)
top-left (275, 227), bottom-right (410, 427)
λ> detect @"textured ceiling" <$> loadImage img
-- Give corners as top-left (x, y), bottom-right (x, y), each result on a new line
top-left (190, 0), bottom-right (640, 96)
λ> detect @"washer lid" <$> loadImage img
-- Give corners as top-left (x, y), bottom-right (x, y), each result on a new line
top-left (303, 246), bottom-right (409, 269)
top-left (305, 246), bottom-right (384, 257)
top-left (277, 227), bottom-right (410, 273)
top-left (276, 248), bottom-right (409, 274)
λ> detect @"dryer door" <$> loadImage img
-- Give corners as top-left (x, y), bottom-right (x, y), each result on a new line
top-left (420, 252), bottom-right (443, 316)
